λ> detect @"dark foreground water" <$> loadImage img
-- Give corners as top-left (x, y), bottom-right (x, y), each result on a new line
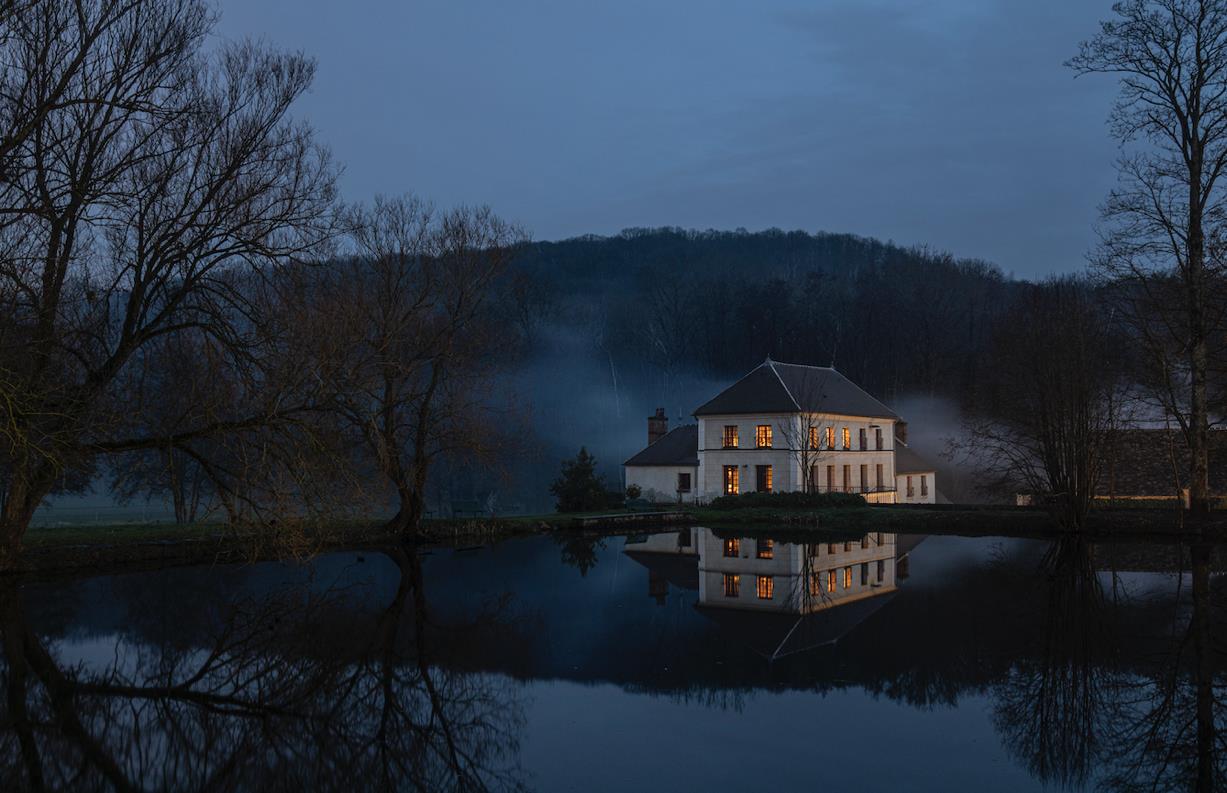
top-left (2, 529), bottom-right (1225, 791)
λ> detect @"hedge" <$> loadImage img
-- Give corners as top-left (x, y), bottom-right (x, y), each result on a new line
top-left (708, 491), bottom-right (868, 511)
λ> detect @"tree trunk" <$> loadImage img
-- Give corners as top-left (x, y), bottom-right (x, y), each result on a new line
top-left (1188, 145), bottom-right (1211, 516)
top-left (0, 468), bottom-right (47, 572)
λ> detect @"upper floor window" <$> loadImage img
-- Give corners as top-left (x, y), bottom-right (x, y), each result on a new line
top-left (808, 426), bottom-right (819, 449)
top-left (757, 539), bottom-right (774, 559)
top-left (875, 427), bottom-right (884, 450)
top-left (825, 426), bottom-right (835, 449)
top-left (755, 424), bottom-right (773, 448)
top-left (858, 428), bottom-right (867, 450)
top-left (724, 538), bottom-right (740, 557)
top-left (722, 425), bottom-right (738, 448)
top-left (723, 465), bottom-right (740, 495)
top-left (842, 427), bottom-right (851, 450)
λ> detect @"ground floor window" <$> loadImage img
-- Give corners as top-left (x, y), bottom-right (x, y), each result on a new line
top-left (723, 573), bottom-right (740, 597)
top-left (861, 562), bottom-right (869, 585)
top-left (921, 474), bottom-right (928, 497)
top-left (756, 464), bottom-right (773, 493)
top-left (723, 465), bottom-right (739, 495)
top-left (756, 575), bottom-right (774, 599)
top-left (876, 463), bottom-right (883, 490)
top-left (859, 464), bottom-right (868, 492)
top-left (827, 570), bottom-right (836, 592)
top-left (842, 465), bottom-right (851, 492)
top-left (906, 475), bottom-right (914, 497)
top-left (677, 472), bottom-right (691, 493)
top-left (877, 559), bottom-right (885, 581)
top-left (826, 465), bottom-right (835, 492)
top-left (843, 566), bottom-right (853, 588)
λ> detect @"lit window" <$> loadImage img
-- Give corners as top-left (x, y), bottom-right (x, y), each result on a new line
top-left (722, 425), bottom-right (739, 448)
top-left (825, 426), bottom-right (835, 449)
top-left (756, 575), bottom-right (774, 599)
top-left (810, 573), bottom-right (822, 596)
top-left (756, 465), bottom-right (773, 492)
top-left (723, 538), bottom-right (739, 557)
top-left (723, 574), bottom-right (740, 597)
top-left (827, 543), bottom-right (837, 554)
top-left (843, 566), bottom-right (853, 588)
top-left (757, 539), bottom-right (774, 559)
top-left (921, 475), bottom-right (928, 497)
top-left (809, 426), bottom-right (819, 449)
top-left (724, 466), bottom-right (740, 495)
top-left (861, 536), bottom-right (869, 549)
top-left (826, 570), bottom-right (836, 592)
top-left (755, 424), bottom-right (773, 448)
top-left (842, 427), bottom-right (851, 450)
top-left (677, 472), bottom-right (691, 493)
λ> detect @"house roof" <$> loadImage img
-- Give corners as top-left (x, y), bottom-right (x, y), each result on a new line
top-left (895, 442), bottom-right (935, 474)
top-left (693, 359), bottom-right (900, 420)
top-left (623, 424), bottom-right (699, 467)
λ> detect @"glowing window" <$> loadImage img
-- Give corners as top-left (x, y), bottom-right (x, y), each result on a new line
top-left (809, 426), bottom-right (819, 449)
top-left (861, 536), bottom-right (869, 549)
top-left (723, 538), bottom-right (739, 558)
top-left (756, 575), bottom-right (774, 599)
top-left (842, 427), bottom-right (851, 450)
top-left (826, 570), bottom-right (836, 592)
top-left (723, 573), bottom-right (740, 597)
top-left (757, 539), bottom-right (774, 559)
top-left (810, 573), bottom-right (822, 596)
top-left (722, 425), bottom-right (738, 448)
top-left (825, 426), bottom-right (835, 449)
top-left (755, 424), bottom-right (773, 448)
top-left (723, 466), bottom-right (740, 495)
top-left (843, 566), bottom-right (853, 588)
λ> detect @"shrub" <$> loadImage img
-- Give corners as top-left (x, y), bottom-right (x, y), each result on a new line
top-left (625, 484), bottom-right (642, 500)
top-left (708, 491), bottom-right (868, 511)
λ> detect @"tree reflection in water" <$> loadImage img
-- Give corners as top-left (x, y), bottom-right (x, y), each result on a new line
top-left (0, 548), bottom-right (527, 792)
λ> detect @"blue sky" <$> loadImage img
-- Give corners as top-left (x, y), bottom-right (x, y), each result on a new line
top-left (216, 0), bottom-right (1121, 278)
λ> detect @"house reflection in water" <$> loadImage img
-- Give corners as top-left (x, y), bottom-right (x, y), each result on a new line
top-left (624, 528), bottom-right (912, 659)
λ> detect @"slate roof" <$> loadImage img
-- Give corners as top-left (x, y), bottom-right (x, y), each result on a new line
top-left (895, 442), bottom-right (936, 474)
top-left (693, 359), bottom-right (900, 420)
top-left (623, 424), bottom-right (699, 467)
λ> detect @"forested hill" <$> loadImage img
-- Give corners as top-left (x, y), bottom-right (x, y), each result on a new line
top-left (515, 227), bottom-right (1019, 409)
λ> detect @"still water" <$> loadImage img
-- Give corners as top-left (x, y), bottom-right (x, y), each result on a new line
top-left (2, 529), bottom-right (1223, 791)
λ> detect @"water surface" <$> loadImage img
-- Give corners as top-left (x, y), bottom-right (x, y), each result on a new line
top-left (3, 529), bottom-right (1223, 791)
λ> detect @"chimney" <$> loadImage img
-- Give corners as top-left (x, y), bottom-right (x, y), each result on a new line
top-left (648, 408), bottom-right (668, 446)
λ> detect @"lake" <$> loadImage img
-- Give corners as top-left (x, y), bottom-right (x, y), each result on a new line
top-left (2, 528), bottom-right (1222, 791)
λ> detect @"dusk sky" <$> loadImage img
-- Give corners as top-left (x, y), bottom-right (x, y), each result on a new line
top-left (217, 1), bottom-right (1120, 279)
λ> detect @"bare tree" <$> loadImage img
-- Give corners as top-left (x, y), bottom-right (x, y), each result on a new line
top-left (957, 278), bottom-right (1127, 527)
top-left (0, 0), bottom-right (338, 568)
top-left (322, 197), bottom-right (527, 538)
top-left (1071, 0), bottom-right (1227, 514)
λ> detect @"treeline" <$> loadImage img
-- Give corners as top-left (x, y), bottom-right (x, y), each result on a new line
top-left (517, 227), bottom-right (1014, 408)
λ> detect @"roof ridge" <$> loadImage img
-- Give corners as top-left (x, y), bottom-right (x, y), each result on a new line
top-left (765, 358), bottom-right (802, 412)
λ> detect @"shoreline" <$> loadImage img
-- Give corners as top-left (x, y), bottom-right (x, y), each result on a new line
top-left (11, 503), bottom-right (1227, 580)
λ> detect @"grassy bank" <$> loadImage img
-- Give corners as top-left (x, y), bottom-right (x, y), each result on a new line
top-left (14, 502), bottom-right (1227, 577)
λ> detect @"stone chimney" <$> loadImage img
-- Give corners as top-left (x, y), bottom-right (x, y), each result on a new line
top-left (648, 408), bottom-right (668, 446)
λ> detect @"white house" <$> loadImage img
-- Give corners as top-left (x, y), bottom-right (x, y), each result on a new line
top-left (624, 358), bottom-right (937, 504)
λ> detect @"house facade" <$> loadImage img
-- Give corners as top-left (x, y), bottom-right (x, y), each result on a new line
top-left (625, 359), bottom-right (937, 504)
